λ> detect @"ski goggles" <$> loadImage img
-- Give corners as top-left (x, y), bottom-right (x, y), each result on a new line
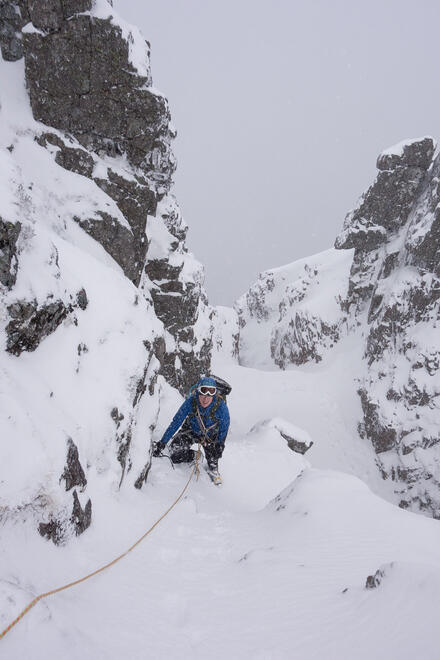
top-left (198, 386), bottom-right (217, 396)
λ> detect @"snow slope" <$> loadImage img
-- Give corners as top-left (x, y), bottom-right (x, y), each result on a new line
top-left (215, 338), bottom-right (387, 500)
top-left (2, 362), bottom-right (440, 660)
top-left (1, 5), bottom-right (440, 659)
top-left (4, 221), bottom-right (434, 658)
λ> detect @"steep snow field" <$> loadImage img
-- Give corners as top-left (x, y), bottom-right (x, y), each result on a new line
top-left (2, 355), bottom-right (440, 659)
top-left (1, 6), bottom-right (440, 658)
top-left (216, 335), bottom-right (390, 501)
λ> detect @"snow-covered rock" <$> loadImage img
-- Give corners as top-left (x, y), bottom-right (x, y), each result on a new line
top-left (337, 138), bottom-right (440, 517)
top-left (248, 417), bottom-right (313, 454)
top-left (238, 136), bottom-right (440, 519)
top-left (0, 0), bottom-right (214, 543)
top-left (236, 248), bottom-right (352, 369)
top-left (2, 7), bottom-right (440, 657)
top-left (210, 304), bottom-right (240, 363)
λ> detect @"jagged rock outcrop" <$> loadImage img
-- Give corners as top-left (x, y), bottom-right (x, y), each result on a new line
top-left (238, 137), bottom-right (440, 518)
top-left (60, 438), bottom-right (87, 492)
top-left (20, 3), bottom-right (167, 289)
top-left (336, 137), bottom-right (435, 314)
top-left (39, 489), bottom-right (92, 544)
top-left (236, 250), bottom-right (352, 369)
top-left (0, 0), bottom-right (213, 544)
top-left (249, 418), bottom-right (313, 455)
top-left (14, 0), bottom-right (211, 391)
top-left (143, 195), bottom-right (212, 393)
top-left (344, 140), bottom-right (440, 518)
top-left (70, 489), bottom-right (92, 536)
top-left (0, 217), bottom-right (21, 287)
top-left (6, 290), bottom-right (87, 355)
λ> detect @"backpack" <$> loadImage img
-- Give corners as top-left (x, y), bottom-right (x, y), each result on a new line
top-left (207, 374), bottom-right (232, 400)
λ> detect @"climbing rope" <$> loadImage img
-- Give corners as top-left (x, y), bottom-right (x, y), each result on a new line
top-left (0, 444), bottom-right (202, 641)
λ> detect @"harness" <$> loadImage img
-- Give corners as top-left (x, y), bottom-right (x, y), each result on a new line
top-left (191, 393), bottom-right (223, 444)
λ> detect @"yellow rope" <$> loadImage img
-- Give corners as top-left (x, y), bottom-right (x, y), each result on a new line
top-left (0, 445), bottom-right (202, 641)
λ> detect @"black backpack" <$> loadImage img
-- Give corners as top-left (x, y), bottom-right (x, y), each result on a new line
top-left (208, 374), bottom-right (232, 400)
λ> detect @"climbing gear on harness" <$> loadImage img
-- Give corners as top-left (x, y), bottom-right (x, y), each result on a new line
top-left (186, 376), bottom-right (231, 437)
top-left (0, 443), bottom-right (203, 641)
top-left (195, 404), bottom-right (218, 446)
top-left (194, 442), bottom-right (202, 480)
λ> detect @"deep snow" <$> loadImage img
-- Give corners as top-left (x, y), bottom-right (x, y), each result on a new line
top-left (2, 356), bottom-right (440, 660)
top-left (2, 4), bottom-right (440, 659)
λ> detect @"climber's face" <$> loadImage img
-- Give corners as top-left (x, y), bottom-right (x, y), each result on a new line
top-left (198, 385), bottom-right (216, 408)
top-left (198, 393), bottom-right (213, 408)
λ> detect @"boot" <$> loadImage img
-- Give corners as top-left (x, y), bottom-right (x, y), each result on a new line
top-left (206, 459), bottom-right (222, 485)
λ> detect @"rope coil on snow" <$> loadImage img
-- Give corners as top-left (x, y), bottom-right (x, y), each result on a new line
top-left (0, 444), bottom-right (202, 641)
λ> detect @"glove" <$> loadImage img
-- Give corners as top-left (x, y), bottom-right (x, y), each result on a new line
top-left (152, 441), bottom-right (165, 457)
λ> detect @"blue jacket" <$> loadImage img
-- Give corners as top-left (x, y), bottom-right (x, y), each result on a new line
top-left (160, 394), bottom-right (230, 446)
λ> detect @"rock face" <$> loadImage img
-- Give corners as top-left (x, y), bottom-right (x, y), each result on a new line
top-left (335, 137), bottom-right (435, 313)
top-left (144, 195), bottom-right (212, 393)
top-left (21, 5), bottom-right (168, 288)
top-left (17, 0), bottom-right (211, 393)
top-left (0, 0), bottom-right (213, 544)
top-left (0, 217), bottom-right (21, 287)
top-left (6, 292), bottom-right (87, 355)
top-left (60, 438), bottom-right (87, 492)
top-left (0, 0), bottom-right (25, 61)
top-left (237, 137), bottom-right (440, 519)
top-left (344, 139), bottom-right (440, 518)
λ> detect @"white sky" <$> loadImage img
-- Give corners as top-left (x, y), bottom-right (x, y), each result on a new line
top-left (115, 0), bottom-right (440, 305)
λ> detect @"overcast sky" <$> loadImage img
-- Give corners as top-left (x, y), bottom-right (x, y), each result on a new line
top-left (116, 0), bottom-right (440, 306)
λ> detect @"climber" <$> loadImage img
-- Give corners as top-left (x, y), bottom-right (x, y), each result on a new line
top-left (152, 376), bottom-right (230, 485)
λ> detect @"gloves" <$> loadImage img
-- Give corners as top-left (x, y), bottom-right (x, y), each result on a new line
top-left (152, 441), bottom-right (165, 457)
